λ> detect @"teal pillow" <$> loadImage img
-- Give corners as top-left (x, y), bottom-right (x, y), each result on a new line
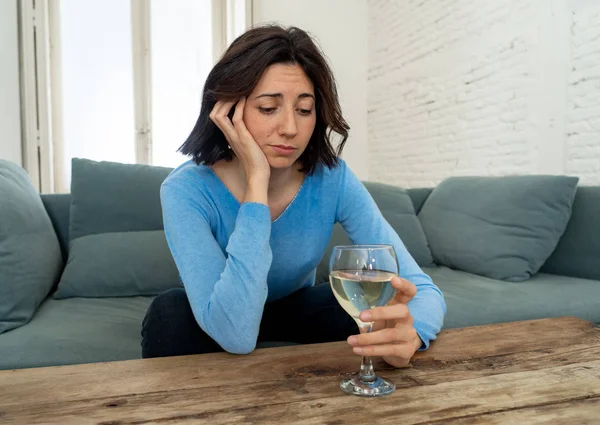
top-left (0, 160), bottom-right (63, 334)
top-left (363, 182), bottom-right (434, 267)
top-left (418, 176), bottom-right (579, 282)
top-left (54, 231), bottom-right (180, 298)
top-left (59, 159), bottom-right (177, 298)
top-left (540, 187), bottom-right (600, 280)
top-left (69, 158), bottom-right (173, 241)
top-left (407, 188), bottom-right (433, 214)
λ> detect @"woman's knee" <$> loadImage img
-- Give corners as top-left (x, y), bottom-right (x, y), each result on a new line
top-left (143, 288), bottom-right (191, 326)
top-left (141, 288), bottom-right (222, 358)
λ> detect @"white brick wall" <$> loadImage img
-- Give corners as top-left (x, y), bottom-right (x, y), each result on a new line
top-left (566, 1), bottom-right (600, 185)
top-left (368, 0), bottom-right (600, 187)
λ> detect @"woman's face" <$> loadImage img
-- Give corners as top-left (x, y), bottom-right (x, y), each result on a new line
top-left (243, 63), bottom-right (317, 169)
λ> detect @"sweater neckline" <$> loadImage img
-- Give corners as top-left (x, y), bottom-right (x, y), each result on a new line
top-left (205, 166), bottom-right (309, 224)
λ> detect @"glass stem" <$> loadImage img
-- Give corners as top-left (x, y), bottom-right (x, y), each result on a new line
top-left (359, 323), bottom-right (376, 383)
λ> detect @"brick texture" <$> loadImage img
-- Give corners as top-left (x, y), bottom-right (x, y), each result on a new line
top-left (566, 3), bottom-right (600, 185)
top-left (368, 0), bottom-right (600, 187)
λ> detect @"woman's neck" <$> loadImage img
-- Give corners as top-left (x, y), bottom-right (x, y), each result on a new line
top-left (228, 157), bottom-right (302, 199)
top-left (267, 164), bottom-right (300, 197)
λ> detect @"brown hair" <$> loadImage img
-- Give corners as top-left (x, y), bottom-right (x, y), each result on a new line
top-left (178, 24), bottom-right (349, 174)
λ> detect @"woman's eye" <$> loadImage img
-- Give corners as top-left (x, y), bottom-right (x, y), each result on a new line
top-left (258, 107), bottom-right (276, 114)
top-left (298, 109), bottom-right (313, 116)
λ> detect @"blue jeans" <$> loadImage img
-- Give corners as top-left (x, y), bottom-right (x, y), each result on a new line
top-left (141, 283), bottom-right (358, 358)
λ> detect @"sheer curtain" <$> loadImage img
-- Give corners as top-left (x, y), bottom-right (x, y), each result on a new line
top-left (55, 0), bottom-right (136, 192)
top-left (52, 0), bottom-right (248, 192)
top-left (150, 0), bottom-right (212, 169)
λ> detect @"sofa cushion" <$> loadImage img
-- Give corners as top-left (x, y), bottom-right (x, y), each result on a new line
top-left (41, 193), bottom-right (71, 262)
top-left (407, 188), bottom-right (433, 214)
top-left (424, 266), bottom-right (600, 329)
top-left (364, 182), bottom-right (434, 267)
top-left (69, 158), bottom-right (173, 241)
top-left (540, 186), bottom-right (600, 280)
top-left (60, 159), bottom-right (177, 298)
top-left (419, 176), bottom-right (579, 281)
top-left (0, 160), bottom-right (64, 334)
top-left (54, 231), bottom-right (181, 299)
top-left (0, 296), bottom-right (304, 370)
top-left (0, 296), bottom-right (154, 369)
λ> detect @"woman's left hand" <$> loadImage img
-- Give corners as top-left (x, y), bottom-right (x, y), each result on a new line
top-left (346, 277), bottom-right (423, 368)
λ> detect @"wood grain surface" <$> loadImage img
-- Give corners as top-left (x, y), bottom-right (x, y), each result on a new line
top-left (0, 317), bottom-right (598, 424)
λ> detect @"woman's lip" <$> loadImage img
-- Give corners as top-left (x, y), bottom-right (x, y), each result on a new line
top-left (271, 145), bottom-right (297, 155)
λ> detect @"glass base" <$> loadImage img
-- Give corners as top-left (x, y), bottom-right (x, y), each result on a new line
top-left (340, 375), bottom-right (396, 397)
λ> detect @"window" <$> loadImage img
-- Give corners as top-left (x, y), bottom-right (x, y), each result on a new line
top-left (150, 0), bottom-right (213, 168)
top-left (20, 0), bottom-right (251, 193)
top-left (56, 0), bottom-right (136, 188)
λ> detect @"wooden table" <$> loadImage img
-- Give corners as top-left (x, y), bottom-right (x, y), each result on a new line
top-left (0, 317), bottom-right (598, 424)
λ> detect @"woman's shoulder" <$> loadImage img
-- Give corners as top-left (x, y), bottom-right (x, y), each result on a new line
top-left (163, 160), bottom-right (212, 188)
top-left (313, 157), bottom-right (349, 185)
top-left (160, 160), bottom-right (218, 203)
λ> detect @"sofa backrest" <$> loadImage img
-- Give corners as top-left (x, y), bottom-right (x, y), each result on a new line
top-left (40, 187), bottom-right (435, 262)
top-left (406, 185), bottom-right (600, 280)
top-left (40, 194), bottom-right (71, 262)
top-left (40, 184), bottom-right (599, 281)
top-left (407, 188), bottom-right (433, 215)
top-left (539, 186), bottom-right (600, 280)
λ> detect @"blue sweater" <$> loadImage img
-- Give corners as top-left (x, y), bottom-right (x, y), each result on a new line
top-left (161, 158), bottom-right (446, 354)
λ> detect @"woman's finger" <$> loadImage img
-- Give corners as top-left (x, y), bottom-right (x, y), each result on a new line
top-left (391, 277), bottom-right (417, 304)
top-left (348, 326), bottom-right (417, 347)
top-left (352, 342), bottom-right (416, 359)
top-left (215, 100), bottom-right (235, 117)
top-left (208, 100), bottom-right (221, 122)
top-left (209, 101), bottom-right (230, 137)
top-left (231, 97), bottom-right (246, 127)
top-left (211, 100), bottom-right (237, 143)
top-left (210, 100), bottom-right (231, 125)
top-left (231, 98), bottom-right (253, 142)
top-left (231, 98), bottom-right (255, 141)
top-left (359, 303), bottom-right (411, 323)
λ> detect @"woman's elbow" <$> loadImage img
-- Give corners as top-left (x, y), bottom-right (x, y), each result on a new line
top-left (221, 337), bottom-right (257, 355)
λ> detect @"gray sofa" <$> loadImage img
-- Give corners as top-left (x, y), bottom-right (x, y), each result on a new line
top-left (1, 161), bottom-right (599, 370)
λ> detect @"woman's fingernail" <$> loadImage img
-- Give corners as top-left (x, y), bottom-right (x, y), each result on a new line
top-left (347, 336), bottom-right (357, 345)
top-left (361, 311), bottom-right (372, 321)
top-left (353, 347), bottom-right (363, 354)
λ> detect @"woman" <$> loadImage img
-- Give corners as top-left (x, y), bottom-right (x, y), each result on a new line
top-left (142, 24), bottom-right (446, 368)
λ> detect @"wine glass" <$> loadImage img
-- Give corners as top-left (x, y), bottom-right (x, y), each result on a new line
top-left (329, 244), bottom-right (399, 397)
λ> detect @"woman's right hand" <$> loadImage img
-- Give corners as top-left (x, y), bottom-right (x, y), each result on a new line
top-left (209, 98), bottom-right (271, 184)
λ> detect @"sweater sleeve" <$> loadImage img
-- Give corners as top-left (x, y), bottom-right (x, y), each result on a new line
top-left (160, 181), bottom-right (272, 354)
top-left (335, 162), bottom-right (446, 350)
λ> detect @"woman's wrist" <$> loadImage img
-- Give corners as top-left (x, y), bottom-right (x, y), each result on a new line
top-left (413, 332), bottom-right (425, 351)
top-left (243, 175), bottom-right (269, 205)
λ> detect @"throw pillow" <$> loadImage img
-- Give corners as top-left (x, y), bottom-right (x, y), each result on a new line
top-left (69, 158), bottom-right (173, 241)
top-left (418, 175), bottom-right (579, 281)
top-left (540, 186), bottom-right (600, 280)
top-left (0, 160), bottom-right (63, 333)
top-left (54, 231), bottom-right (181, 298)
top-left (363, 182), bottom-right (435, 267)
top-left (55, 158), bottom-right (178, 298)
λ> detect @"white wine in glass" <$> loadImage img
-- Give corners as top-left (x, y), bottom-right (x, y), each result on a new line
top-left (329, 245), bottom-right (399, 397)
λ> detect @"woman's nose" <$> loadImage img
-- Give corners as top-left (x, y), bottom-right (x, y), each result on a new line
top-left (279, 108), bottom-right (298, 138)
